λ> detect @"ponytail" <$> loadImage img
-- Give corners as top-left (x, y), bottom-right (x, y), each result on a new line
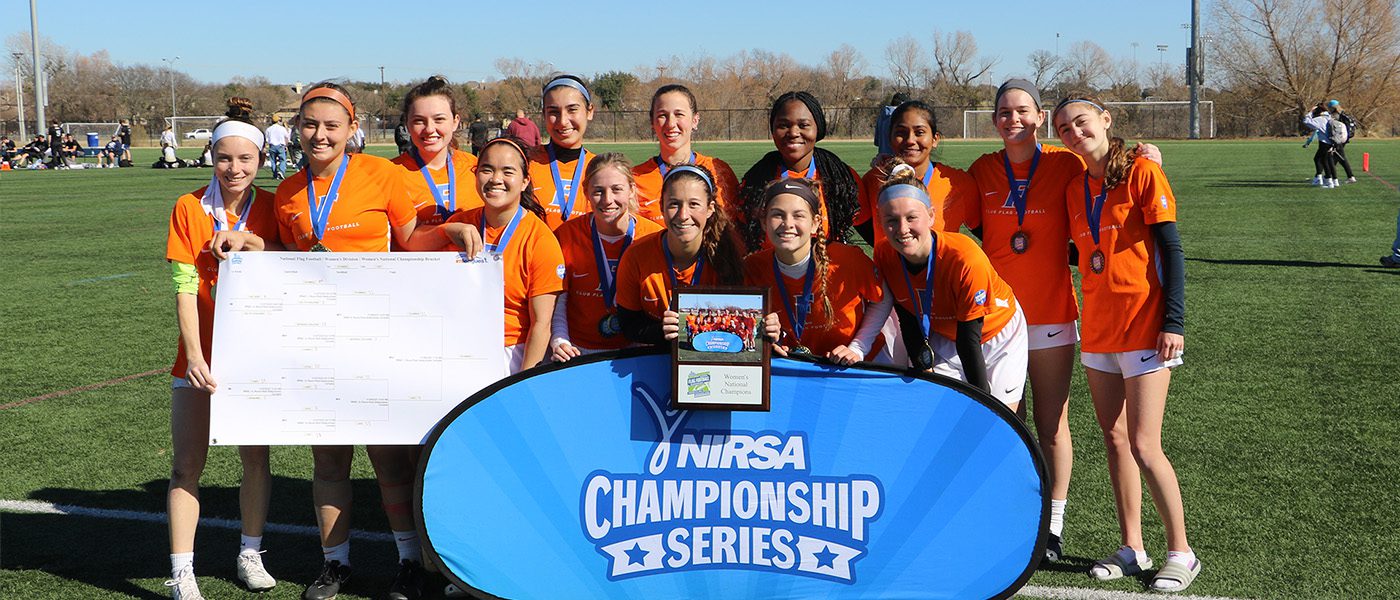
top-left (1103, 136), bottom-right (1132, 191)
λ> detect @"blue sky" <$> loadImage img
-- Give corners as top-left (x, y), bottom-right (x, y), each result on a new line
top-left (5, 0), bottom-right (1199, 85)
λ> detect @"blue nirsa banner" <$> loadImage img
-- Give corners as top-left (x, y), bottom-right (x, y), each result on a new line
top-left (417, 350), bottom-right (1045, 599)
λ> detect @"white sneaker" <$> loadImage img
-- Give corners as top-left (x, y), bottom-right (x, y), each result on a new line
top-left (1311, 175), bottom-right (1323, 186)
top-left (1347, 176), bottom-right (1357, 183)
top-left (236, 551), bottom-right (277, 592)
top-left (1330, 178), bottom-right (1341, 188)
top-left (164, 566), bottom-right (205, 600)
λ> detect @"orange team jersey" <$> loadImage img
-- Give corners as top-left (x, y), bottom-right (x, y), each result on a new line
top-left (389, 149), bottom-right (481, 229)
top-left (966, 144), bottom-right (1084, 325)
top-left (447, 207), bottom-right (565, 347)
top-left (274, 153), bottom-right (416, 252)
top-left (874, 232), bottom-right (1018, 343)
top-left (615, 231), bottom-right (722, 320)
top-left (165, 186), bottom-right (280, 377)
top-left (556, 214), bottom-right (665, 350)
top-left (857, 162), bottom-right (974, 246)
top-left (631, 152), bottom-right (741, 226)
top-left (528, 145), bottom-right (594, 230)
top-left (1068, 157), bottom-right (1177, 354)
top-left (742, 244), bottom-right (885, 356)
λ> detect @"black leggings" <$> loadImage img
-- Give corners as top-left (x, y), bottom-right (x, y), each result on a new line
top-left (1314, 143), bottom-right (1337, 180)
top-left (1332, 143), bottom-right (1354, 178)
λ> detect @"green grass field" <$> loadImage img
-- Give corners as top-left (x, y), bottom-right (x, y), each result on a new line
top-left (2, 138), bottom-right (1398, 599)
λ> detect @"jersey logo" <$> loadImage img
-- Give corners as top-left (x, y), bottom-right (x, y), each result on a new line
top-left (1001, 180), bottom-right (1029, 208)
top-left (1159, 195), bottom-right (1168, 209)
top-left (556, 265), bottom-right (566, 280)
top-left (974, 290), bottom-right (988, 306)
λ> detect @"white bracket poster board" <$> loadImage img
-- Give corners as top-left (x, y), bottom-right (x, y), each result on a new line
top-left (208, 252), bottom-right (504, 445)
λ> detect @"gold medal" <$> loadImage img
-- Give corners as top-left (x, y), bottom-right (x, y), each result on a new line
top-left (598, 313), bottom-right (621, 337)
top-left (1010, 230), bottom-right (1029, 254)
top-left (1089, 249), bottom-right (1106, 274)
top-left (793, 345), bottom-right (811, 355)
top-left (310, 242), bottom-right (331, 252)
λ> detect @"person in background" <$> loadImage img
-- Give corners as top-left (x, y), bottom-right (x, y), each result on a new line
top-left (118, 119), bottom-right (133, 162)
top-left (47, 119), bottom-right (64, 166)
top-left (100, 135), bottom-right (124, 168)
top-left (469, 115), bottom-right (490, 156)
top-left (506, 108), bottom-right (541, 149)
top-left (0, 135), bottom-right (15, 165)
top-left (1301, 103), bottom-right (1338, 188)
top-left (871, 92), bottom-right (909, 167)
top-left (394, 121), bottom-right (412, 155)
top-left (161, 125), bottom-right (178, 149)
top-left (264, 115), bottom-right (291, 180)
top-left (1382, 209), bottom-right (1400, 268)
top-left (348, 126), bottom-right (366, 154)
top-left (1326, 99), bottom-right (1357, 183)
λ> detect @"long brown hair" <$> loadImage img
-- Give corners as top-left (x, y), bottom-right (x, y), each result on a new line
top-left (662, 163), bottom-right (744, 285)
top-left (762, 177), bottom-right (832, 323)
top-left (1053, 91), bottom-right (1132, 190)
top-left (401, 75), bottom-right (460, 150)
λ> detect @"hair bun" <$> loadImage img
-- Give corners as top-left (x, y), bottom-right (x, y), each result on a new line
top-left (889, 163), bottom-right (916, 179)
top-left (226, 97), bottom-right (254, 119)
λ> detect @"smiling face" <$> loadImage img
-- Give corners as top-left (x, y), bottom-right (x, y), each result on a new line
top-left (588, 165), bottom-right (635, 232)
top-left (542, 86), bottom-right (594, 149)
top-left (663, 177), bottom-right (714, 246)
top-left (879, 195), bottom-right (935, 261)
top-left (994, 89), bottom-right (1044, 147)
top-left (652, 91), bottom-right (698, 155)
top-left (407, 94), bottom-right (460, 156)
top-left (298, 100), bottom-right (357, 165)
top-left (1053, 102), bottom-right (1112, 160)
top-left (213, 136), bottom-right (262, 197)
top-left (764, 193), bottom-right (815, 257)
top-left (891, 109), bottom-right (938, 169)
top-left (474, 143), bottom-right (529, 211)
top-left (771, 99), bottom-right (818, 167)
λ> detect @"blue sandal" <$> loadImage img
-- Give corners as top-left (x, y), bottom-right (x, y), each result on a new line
top-left (1090, 546), bottom-right (1153, 581)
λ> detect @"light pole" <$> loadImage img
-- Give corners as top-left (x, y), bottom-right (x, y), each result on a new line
top-left (1055, 32), bottom-right (1061, 56)
top-left (379, 66), bottom-right (385, 142)
top-left (12, 53), bottom-right (25, 140)
top-left (30, 0), bottom-right (44, 136)
top-left (162, 56), bottom-right (179, 139)
top-left (1156, 44), bottom-right (1169, 67)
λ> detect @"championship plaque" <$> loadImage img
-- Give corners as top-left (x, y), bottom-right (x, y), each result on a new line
top-left (671, 287), bottom-right (770, 411)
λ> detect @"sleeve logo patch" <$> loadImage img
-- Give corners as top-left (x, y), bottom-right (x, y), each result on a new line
top-left (974, 290), bottom-right (988, 306)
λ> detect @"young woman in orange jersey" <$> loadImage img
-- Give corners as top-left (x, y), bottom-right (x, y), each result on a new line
top-left (615, 164), bottom-right (748, 344)
top-left (163, 98), bottom-right (281, 600)
top-left (856, 100), bottom-right (976, 245)
top-left (529, 74), bottom-right (595, 230)
top-left (631, 84), bottom-right (741, 225)
top-left (446, 136), bottom-right (564, 373)
top-left (1053, 93), bottom-right (1197, 593)
top-left (273, 82), bottom-right (428, 600)
top-left (744, 177), bottom-right (892, 365)
top-left (736, 91), bottom-right (862, 252)
top-left (872, 170), bottom-right (1029, 410)
top-left (551, 153), bottom-right (664, 362)
top-left (391, 76), bottom-right (481, 250)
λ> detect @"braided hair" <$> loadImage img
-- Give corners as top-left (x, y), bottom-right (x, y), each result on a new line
top-left (738, 92), bottom-right (859, 252)
top-left (762, 177), bottom-right (833, 325)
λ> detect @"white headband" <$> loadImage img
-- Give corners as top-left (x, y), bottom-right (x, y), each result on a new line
top-left (212, 119), bottom-right (265, 149)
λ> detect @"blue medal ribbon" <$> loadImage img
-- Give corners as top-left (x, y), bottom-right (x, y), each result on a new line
top-left (213, 192), bottom-right (255, 232)
top-left (411, 147), bottom-right (456, 221)
top-left (1082, 174), bottom-right (1109, 247)
top-left (1001, 145), bottom-right (1041, 228)
top-left (772, 255), bottom-right (817, 344)
top-left (481, 205), bottom-right (525, 255)
top-left (306, 155), bottom-right (350, 243)
top-left (662, 237), bottom-right (707, 294)
top-left (655, 152), bottom-right (697, 178)
top-left (900, 239), bottom-right (938, 341)
top-left (591, 216), bottom-right (636, 310)
top-left (547, 144), bottom-right (587, 220)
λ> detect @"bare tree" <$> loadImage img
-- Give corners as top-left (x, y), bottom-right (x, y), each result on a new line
top-left (930, 30), bottom-right (998, 93)
top-left (1027, 50), bottom-right (1068, 90)
top-left (1062, 41), bottom-right (1114, 91)
top-left (884, 35), bottom-right (923, 92)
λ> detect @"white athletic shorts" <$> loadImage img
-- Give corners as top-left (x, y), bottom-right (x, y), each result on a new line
top-left (1026, 321), bottom-right (1080, 351)
top-left (505, 344), bottom-right (526, 375)
top-left (1081, 349), bottom-right (1183, 378)
top-left (929, 302), bottom-right (1030, 406)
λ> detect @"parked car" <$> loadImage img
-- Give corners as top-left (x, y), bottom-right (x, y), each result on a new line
top-left (184, 128), bottom-right (212, 140)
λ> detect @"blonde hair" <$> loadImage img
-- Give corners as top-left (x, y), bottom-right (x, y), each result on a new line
top-left (582, 152), bottom-right (639, 215)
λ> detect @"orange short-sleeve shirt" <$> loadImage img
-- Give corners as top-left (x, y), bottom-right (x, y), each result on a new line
top-left (527, 145), bottom-right (593, 230)
top-left (390, 149), bottom-right (481, 228)
top-left (742, 244), bottom-right (885, 356)
top-left (165, 186), bottom-right (279, 377)
top-left (615, 231), bottom-right (721, 319)
top-left (857, 162), bottom-right (974, 246)
top-left (966, 145), bottom-right (1084, 326)
top-left (1068, 157), bottom-right (1178, 353)
top-left (632, 151), bottom-right (741, 226)
top-left (875, 232), bottom-right (1018, 343)
top-left (556, 214), bottom-right (665, 350)
top-left (447, 207), bottom-right (565, 347)
top-left (274, 154), bottom-right (416, 252)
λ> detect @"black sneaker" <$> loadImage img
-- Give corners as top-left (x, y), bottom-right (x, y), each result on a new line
top-left (387, 559), bottom-right (426, 600)
top-left (1381, 255), bottom-right (1400, 268)
top-left (302, 560), bottom-right (351, 600)
top-left (1044, 533), bottom-right (1063, 562)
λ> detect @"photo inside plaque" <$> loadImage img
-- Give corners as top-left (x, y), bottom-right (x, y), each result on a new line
top-left (676, 292), bottom-right (765, 364)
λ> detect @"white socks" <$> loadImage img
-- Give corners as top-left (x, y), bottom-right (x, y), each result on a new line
top-left (1166, 550), bottom-right (1196, 566)
top-left (240, 534), bottom-right (263, 556)
top-left (322, 540), bottom-right (350, 566)
top-left (1048, 499), bottom-right (1066, 537)
top-left (170, 552), bottom-right (194, 578)
top-left (394, 530), bottom-right (421, 563)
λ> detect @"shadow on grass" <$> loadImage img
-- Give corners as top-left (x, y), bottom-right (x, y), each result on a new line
top-left (1188, 257), bottom-right (1376, 269)
top-left (1202, 179), bottom-right (1314, 188)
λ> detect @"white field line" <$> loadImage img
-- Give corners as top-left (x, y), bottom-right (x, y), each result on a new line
top-left (0, 498), bottom-right (392, 542)
top-left (2, 499), bottom-right (1250, 600)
